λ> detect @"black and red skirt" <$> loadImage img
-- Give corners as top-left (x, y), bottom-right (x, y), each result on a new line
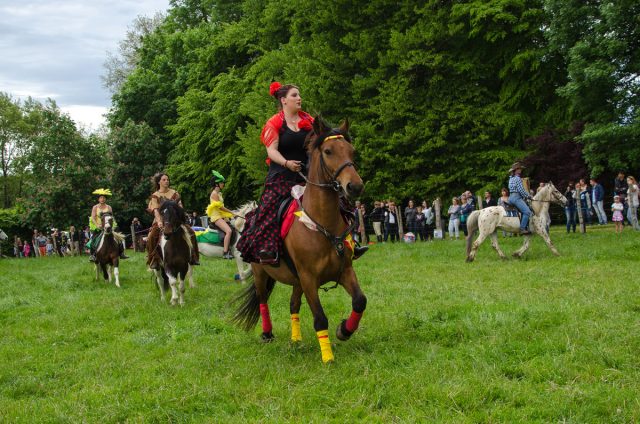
top-left (237, 173), bottom-right (299, 263)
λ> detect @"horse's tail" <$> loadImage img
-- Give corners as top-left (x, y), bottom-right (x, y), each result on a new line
top-left (466, 210), bottom-right (480, 256)
top-left (232, 275), bottom-right (276, 331)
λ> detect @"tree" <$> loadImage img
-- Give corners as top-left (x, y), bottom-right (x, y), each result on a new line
top-left (0, 93), bottom-right (29, 208)
top-left (17, 100), bottom-right (107, 229)
top-left (545, 0), bottom-right (640, 176)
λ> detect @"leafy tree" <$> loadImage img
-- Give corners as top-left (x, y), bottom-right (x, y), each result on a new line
top-left (106, 120), bottom-right (165, 228)
top-left (16, 100), bottom-right (107, 230)
top-left (545, 0), bottom-right (640, 176)
top-left (0, 93), bottom-right (29, 208)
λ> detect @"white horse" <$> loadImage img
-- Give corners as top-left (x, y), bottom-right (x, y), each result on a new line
top-left (466, 182), bottom-right (567, 262)
top-left (0, 229), bottom-right (7, 258)
top-left (198, 202), bottom-right (255, 283)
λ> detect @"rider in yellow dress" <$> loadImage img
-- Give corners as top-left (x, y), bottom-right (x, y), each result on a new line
top-left (205, 170), bottom-right (235, 259)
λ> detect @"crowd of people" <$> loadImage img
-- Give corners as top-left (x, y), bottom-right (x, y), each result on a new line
top-left (12, 226), bottom-right (88, 258)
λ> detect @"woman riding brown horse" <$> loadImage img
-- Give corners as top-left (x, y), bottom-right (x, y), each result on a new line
top-left (234, 117), bottom-right (367, 363)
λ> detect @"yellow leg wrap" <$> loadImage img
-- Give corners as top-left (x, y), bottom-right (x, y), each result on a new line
top-left (316, 330), bottom-right (334, 363)
top-left (291, 314), bottom-right (302, 342)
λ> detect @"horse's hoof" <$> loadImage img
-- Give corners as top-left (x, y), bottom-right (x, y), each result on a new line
top-left (336, 319), bottom-right (352, 341)
top-left (465, 256), bottom-right (474, 263)
top-left (261, 331), bottom-right (274, 343)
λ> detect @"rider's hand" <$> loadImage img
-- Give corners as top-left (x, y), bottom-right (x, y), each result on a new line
top-left (287, 160), bottom-right (302, 172)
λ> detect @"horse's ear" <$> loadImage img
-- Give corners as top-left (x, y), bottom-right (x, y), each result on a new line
top-left (338, 118), bottom-right (350, 135)
top-left (312, 114), bottom-right (330, 135)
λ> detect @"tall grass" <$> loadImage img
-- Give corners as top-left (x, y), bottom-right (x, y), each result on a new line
top-left (1, 226), bottom-right (639, 422)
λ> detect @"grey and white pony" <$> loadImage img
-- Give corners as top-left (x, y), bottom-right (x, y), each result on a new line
top-left (198, 202), bottom-right (255, 283)
top-left (466, 182), bottom-right (567, 262)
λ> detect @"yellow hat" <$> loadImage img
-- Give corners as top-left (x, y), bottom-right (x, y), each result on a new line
top-left (92, 188), bottom-right (112, 196)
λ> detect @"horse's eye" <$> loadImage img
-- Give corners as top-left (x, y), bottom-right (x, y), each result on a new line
top-left (323, 149), bottom-right (331, 155)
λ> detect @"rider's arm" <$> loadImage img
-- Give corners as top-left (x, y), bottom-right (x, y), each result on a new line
top-left (266, 141), bottom-right (300, 172)
top-left (90, 205), bottom-right (99, 228)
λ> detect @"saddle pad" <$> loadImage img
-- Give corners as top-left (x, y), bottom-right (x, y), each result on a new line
top-left (280, 199), bottom-right (300, 240)
top-left (195, 229), bottom-right (221, 244)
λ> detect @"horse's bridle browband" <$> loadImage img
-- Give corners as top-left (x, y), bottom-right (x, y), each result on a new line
top-left (297, 134), bottom-right (356, 193)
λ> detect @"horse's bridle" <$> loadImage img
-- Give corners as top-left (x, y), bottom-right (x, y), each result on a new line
top-left (297, 135), bottom-right (356, 193)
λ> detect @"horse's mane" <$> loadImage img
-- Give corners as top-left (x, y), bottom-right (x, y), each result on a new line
top-left (161, 200), bottom-right (188, 226)
top-left (233, 201), bottom-right (258, 232)
top-left (533, 182), bottom-right (556, 201)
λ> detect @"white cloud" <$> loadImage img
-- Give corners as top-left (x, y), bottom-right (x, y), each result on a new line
top-left (0, 0), bottom-right (168, 131)
top-left (61, 105), bottom-right (109, 132)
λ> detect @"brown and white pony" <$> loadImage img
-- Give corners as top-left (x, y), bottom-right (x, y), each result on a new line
top-left (465, 182), bottom-right (567, 262)
top-left (234, 117), bottom-right (366, 363)
top-left (152, 200), bottom-right (194, 306)
top-left (94, 213), bottom-right (123, 287)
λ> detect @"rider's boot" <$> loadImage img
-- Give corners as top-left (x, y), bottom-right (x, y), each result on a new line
top-left (353, 245), bottom-right (368, 260)
top-left (119, 242), bottom-right (129, 259)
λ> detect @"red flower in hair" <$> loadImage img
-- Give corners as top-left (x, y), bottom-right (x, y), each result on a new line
top-left (269, 81), bottom-right (282, 97)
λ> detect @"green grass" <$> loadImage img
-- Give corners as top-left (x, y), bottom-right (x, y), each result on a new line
top-left (1, 226), bottom-right (639, 422)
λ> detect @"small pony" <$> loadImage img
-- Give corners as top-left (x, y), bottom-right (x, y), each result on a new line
top-left (152, 200), bottom-right (194, 306)
top-left (94, 213), bottom-right (124, 287)
top-left (465, 182), bottom-right (567, 261)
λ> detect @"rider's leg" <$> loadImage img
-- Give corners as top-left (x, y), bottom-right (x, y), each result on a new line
top-left (89, 229), bottom-right (101, 262)
top-left (186, 225), bottom-right (200, 265)
top-left (146, 224), bottom-right (161, 269)
top-left (512, 198), bottom-right (532, 233)
top-left (118, 240), bottom-right (129, 259)
top-left (215, 219), bottom-right (233, 259)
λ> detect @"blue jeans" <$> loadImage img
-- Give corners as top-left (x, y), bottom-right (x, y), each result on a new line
top-left (565, 206), bottom-right (576, 232)
top-left (508, 194), bottom-right (531, 230)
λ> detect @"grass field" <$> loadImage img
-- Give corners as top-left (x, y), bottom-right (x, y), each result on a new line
top-left (1, 225), bottom-right (639, 422)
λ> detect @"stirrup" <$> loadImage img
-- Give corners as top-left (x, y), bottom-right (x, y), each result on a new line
top-left (258, 250), bottom-right (278, 265)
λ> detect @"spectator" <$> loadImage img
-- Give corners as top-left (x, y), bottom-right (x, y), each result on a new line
top-left (32, 229), bottom-right (40, 257)
top-left (464, 191), bottom-right (476, 209)
top-left (358, 203), bottom-right (368, 244)
top-left (369, 201), bottom-right (385, 243)
top-left (423, 200), bottom-right (435, 241)
top-left (447, 197), bottom-right (461, 240)
top-left (536, 182), bottom-right (546, 193)
top-left (564, 182), bottom-right (577, 233)
top-left (69, 225), bottom-right (80, 256)
top-left (52, 229), bottom-right (64, 257)
top-left (404, 200), bottom-right (418, 235)
top-left (46, 237), bottom-right (54, 256)
top-left (614, 171), bottom-right (628, 224)
top-left (578, 179), bottom-right (592, 225)
top-left (483, 191), bottom-right (496, 207)
top-left (132, 217), bottom-right (144, 252)
top-left (22, 241), bottom-right (31, 258)
top-left (384, 201), bottom-right (399, 243)
top-left (415, 206), bottom-right (426, 241)
top-left (82, 226), bottom-right (91, 255)
top-left (14, 237), bottom-right (23, 258)
top-left (459, 194), bottom-right (474, 237)
top-left (627, 176), bottom-right (640, 230)
top-left (590, 178), bottom-right (607, 225)
top-left (36, 232), bottom-right (47, 257)
top-left (612, 195), bottom-right (624, 233)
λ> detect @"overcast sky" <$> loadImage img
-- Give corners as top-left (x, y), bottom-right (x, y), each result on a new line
top-left (0, 0), bottom-right (169, 131)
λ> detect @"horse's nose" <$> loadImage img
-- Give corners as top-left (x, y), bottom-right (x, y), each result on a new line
top-left (346, 182), bottom-right (364, 198)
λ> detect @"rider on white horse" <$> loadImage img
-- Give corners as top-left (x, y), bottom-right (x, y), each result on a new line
top-left (508, 162), bottom-right (533, 236)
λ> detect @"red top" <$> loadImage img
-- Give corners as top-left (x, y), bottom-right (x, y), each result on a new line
top-left (260, 111), bottom-right (314, 165)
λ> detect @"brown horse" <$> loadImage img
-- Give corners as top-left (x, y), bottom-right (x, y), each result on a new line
top-left (234, 117), bottom-right (366, 363)
top-left (152, 200), bottom-right (195, 306)
top-left (94, 213), bottom-right (123, 287)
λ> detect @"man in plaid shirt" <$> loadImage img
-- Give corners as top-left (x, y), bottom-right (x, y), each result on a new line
top-left (508, 162), bottom-right (533, 235)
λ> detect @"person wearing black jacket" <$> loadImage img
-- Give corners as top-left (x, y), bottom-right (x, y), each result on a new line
top-left (369, 201), bottom-right (385, 242)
